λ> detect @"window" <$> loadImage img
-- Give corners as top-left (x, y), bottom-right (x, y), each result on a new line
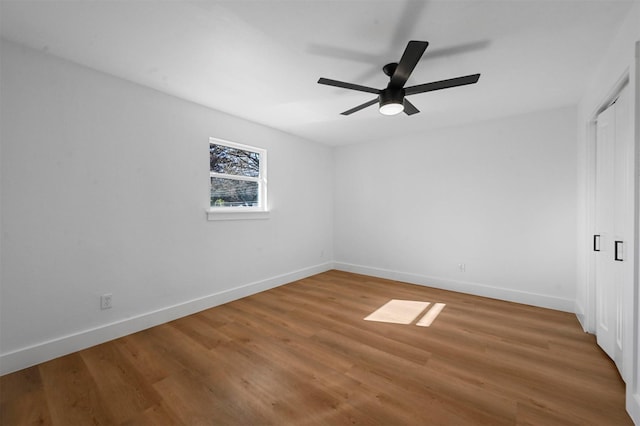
top-left (208, 138), bottom-right (267, 219)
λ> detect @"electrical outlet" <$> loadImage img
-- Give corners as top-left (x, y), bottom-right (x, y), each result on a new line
top-left (100, 294), bottom-right (112, 310)
top-left (458, 263), bottom-right (466, 272)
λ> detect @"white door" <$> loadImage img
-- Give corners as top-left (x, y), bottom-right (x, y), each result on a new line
top-left (593, 85), bottom-right (631, 379)
top-left (594, 100), bottom-right (618, 363)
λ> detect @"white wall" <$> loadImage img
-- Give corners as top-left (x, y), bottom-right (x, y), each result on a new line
top-left (0, 39), bottom-right (333, 374)
top-left (575, 2), bottom-right (640, 423)
top-left (334, 106), bottom-right (577, 311)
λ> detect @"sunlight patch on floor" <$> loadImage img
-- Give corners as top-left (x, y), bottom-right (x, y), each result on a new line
top-left (416, 302), bottom-right (446, 327)
top-left (364, 299), bottom-right (430, 324)
top-left (364, 299), bottom-right (446, 327)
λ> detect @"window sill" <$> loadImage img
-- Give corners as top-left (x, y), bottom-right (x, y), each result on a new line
top-left (206, 209), bottom-right (270, 221)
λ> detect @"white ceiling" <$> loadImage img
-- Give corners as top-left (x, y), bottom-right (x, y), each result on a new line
top-left (0, 0), bottom-right (634, 146)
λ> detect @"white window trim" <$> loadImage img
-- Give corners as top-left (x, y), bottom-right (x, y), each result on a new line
top-left (207, 137), bottom-right (269, 221)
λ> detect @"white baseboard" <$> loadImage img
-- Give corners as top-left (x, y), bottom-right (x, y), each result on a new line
top-left (0, 262), bottom-right (334, 376)
top-left (334, 262), bottom-right (575, 313)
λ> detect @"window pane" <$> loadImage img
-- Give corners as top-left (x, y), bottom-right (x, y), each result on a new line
top-left (210, 177), bottom-right (259, 207)
top-left (210, 144), bottom-right (260, 177)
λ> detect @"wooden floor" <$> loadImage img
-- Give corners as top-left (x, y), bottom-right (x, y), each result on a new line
top-left (1, 270), bottom-right (633, 425)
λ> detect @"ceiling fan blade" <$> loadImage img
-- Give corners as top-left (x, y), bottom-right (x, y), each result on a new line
top-left (403, 99), bottom-right (420, 116)
top-left (390, 40), bottom-right (429, 88)
top-left (405, 73), bottom-right (480, 96)
top-left (425, 41), bottom-right (491, 61)
top-left (391, 2), bottom-right (428, 50)
top-left (341, 98), bottom-right (379, 115)
top-left (318, 78), bottom-right (380, 94)
top-left (308, 44), bottom-right (379, 64)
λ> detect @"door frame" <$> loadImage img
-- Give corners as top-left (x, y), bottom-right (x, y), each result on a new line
top-left (631, 39), bottom-right (640, 425)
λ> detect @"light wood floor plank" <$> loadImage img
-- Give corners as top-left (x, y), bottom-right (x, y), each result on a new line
top-left (0, 366), bottom-right (52, 425)
top-left (38, 353), bottom-right (114, 425)
top-left (0, 270), bottom-right (633, 425)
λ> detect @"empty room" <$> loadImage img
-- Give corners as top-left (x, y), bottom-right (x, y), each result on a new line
top-left (1, 0), bottom-right (639, 424)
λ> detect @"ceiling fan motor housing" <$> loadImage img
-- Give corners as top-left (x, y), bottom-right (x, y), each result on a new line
top-left (379, 86), bottom-right (405, 107)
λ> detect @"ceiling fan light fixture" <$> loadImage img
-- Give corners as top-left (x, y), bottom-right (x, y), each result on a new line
top-left (379, 87), bottom-right (405, 116)
top-left (379, 101), bottom-right (404, 116)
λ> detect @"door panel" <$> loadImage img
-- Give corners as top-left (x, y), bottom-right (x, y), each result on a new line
top-left (594, 103), bottom-right (616, 361)
top-left (612, 86), bottom-right (632, 381)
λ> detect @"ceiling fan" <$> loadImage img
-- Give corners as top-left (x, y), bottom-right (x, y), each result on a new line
top-left (317, 40), bottom-right (480, 116)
